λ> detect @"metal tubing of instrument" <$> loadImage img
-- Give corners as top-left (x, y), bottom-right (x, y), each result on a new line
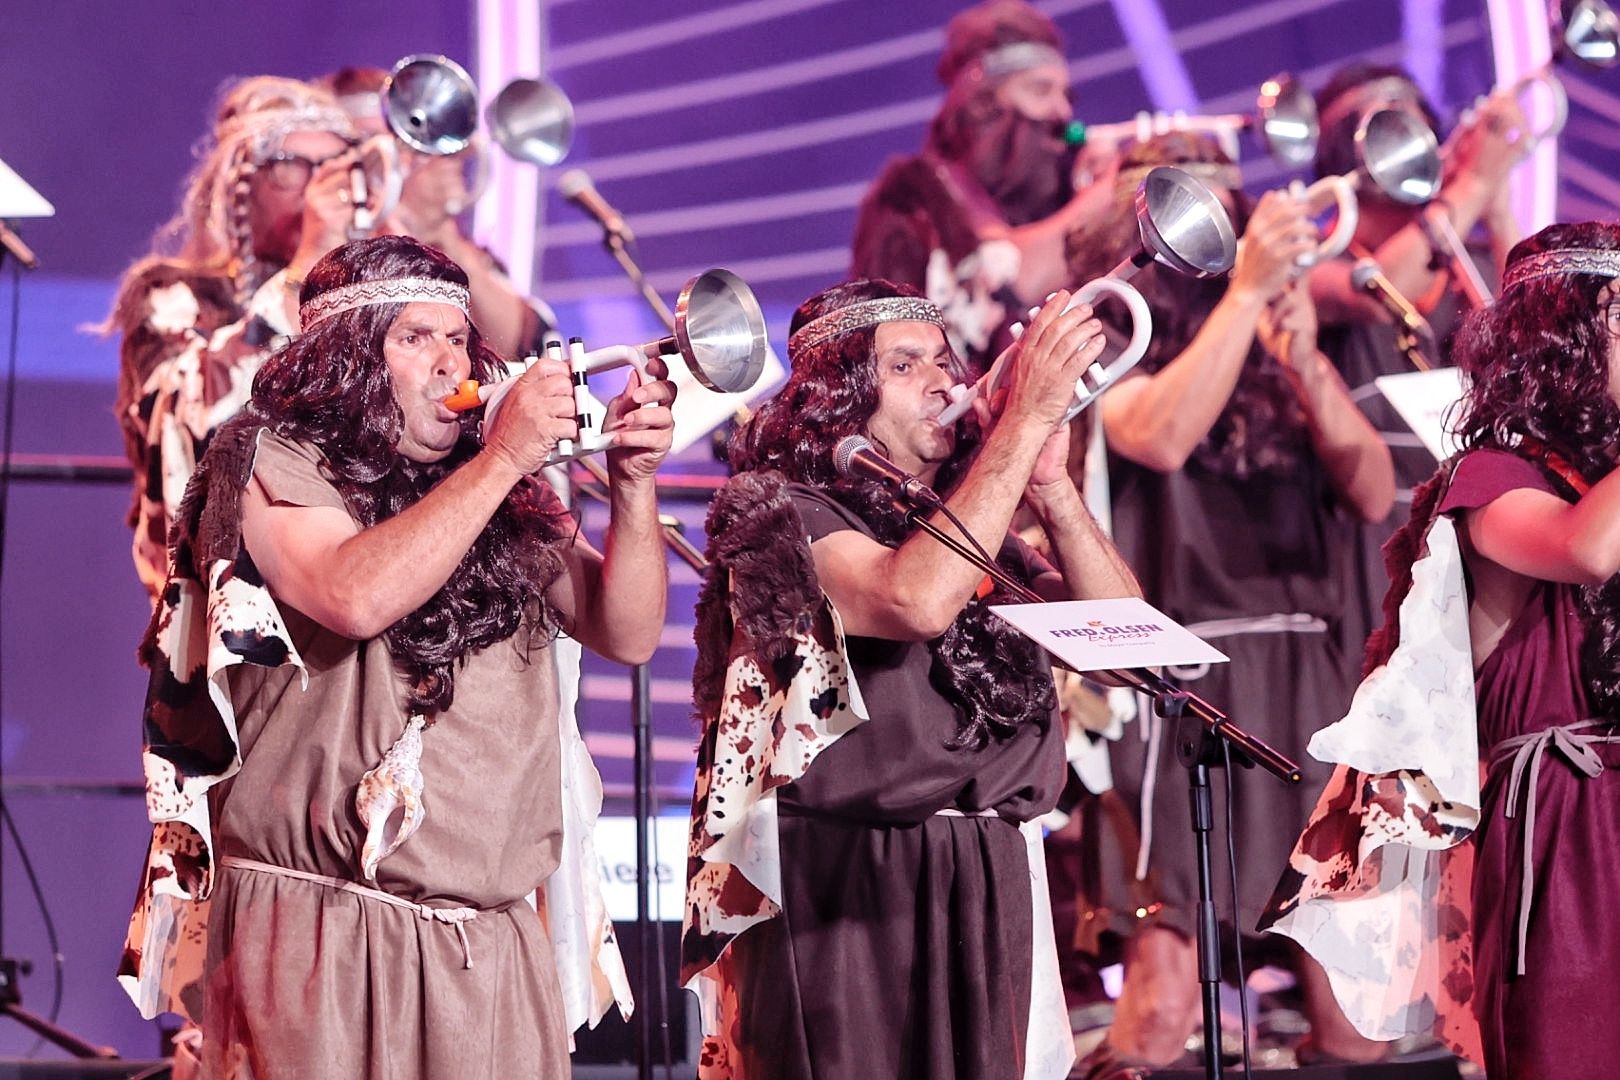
top-left (607, 235), bottom-right (678, 335)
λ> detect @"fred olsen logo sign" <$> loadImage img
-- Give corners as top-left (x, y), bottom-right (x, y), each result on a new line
top-left (1049, 619), bottom-right (1163, 645)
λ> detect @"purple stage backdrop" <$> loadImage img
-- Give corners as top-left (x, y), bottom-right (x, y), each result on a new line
top-left (0, 0), bottom-right (1613, 1063)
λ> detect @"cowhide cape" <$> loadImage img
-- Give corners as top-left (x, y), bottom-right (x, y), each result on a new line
top-left (116, 418), bottom-right (631, 1035)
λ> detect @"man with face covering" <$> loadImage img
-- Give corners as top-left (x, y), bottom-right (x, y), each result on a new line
top-left (851, 0), bottom-right (1108, 370)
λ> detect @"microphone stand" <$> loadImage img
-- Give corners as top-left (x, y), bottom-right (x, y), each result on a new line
top-left (1421, 204), bottom-right (1494, 311)
top-left (604, 233), bottom-right (677, 335)
top-left (1395, 323), bottom-right (1432, 373)
top-left (901, 504), bottom-right (1300, 1080)
top-left (576, 456), bottom-right (702, 1079)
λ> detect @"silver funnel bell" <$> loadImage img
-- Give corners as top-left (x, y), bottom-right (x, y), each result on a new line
top-left (669, 270), bottom-right (769, 393)
top-left (1356, 108), bottom-right (1442, 205)
top-left (383, 55), bottom-right (479, 155)
top-left (1559, 0), bottom-right (1620, 66)
top-left (1253, 74), bottom-right (1319, 169)
top-left (1135, 167), bottom-right (1238, 278)
top-left (487, 78), bottom-right (576, 167)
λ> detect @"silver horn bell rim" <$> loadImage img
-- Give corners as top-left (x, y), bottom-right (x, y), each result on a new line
top-left (1356, 108), bottom-right (1442, 205)
top-left (487, 78), bottom-right (576, 167)
top-left (1254, 73), bottom-right (1319, 169)
top-left (673, 269), bottom-right (769, 394)
top-left (1136, 167), bottom-right (1238, 278)
top-left (1559, 0), bottom-right (1620, 67)
top-left (384, 54), bottom-right (479, 155)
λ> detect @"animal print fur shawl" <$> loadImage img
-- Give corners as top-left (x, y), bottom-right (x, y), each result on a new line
top-left (117, 420), bottom-right (631, 1033)
top-left (1260, 461), bottom-right (1483, 1063)
top-left (680, 470), bottom-right (869, 984)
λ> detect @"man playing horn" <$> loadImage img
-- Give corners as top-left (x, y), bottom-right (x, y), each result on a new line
top-left (851, 0), bottom-right (1110, 371)
top-left (320, 64), bottom-right (557, 360)
top-left (110, 77), bottom-right (361, 597)
top-left (1063, 133), bottom-right (1394, 1072)
top-left (119, 235), bottom-right (674, 1078)
top-left (682, 279), bottom-right (1140, 1079)
top-left (1304, 63), bottom-right (1527, 692)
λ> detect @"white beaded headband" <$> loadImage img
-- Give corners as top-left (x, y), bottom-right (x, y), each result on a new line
top-left (978, 41), bottom-right (1066, 81)
top-left (218, 102), bottom-right (357, 163)
top-left (298, 277), bottom-right (471, 330)
top-left (787, 296), bottom-right (946, 356)
top-left (1501, 247), bottom-right (1620, 292)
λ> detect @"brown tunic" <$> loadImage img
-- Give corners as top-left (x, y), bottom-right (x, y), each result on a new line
top-left (200, 432), bottom-right (569, 1079)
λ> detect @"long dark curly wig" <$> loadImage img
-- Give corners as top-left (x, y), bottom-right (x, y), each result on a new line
top-left (245, 235), bottom-right (571, 715)
top-left (729, 278), bottom-right (1056, 749)
top-left (1065, 132), bottom-right (1311, 478)
top-left (1369, 222), bottom-right (1620, 710)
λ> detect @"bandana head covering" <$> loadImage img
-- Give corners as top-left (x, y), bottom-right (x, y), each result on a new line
top-left (1501, 246), bottom-right (1620, 292)
top-left (937, 0), bottom-right (1065, 87)
top-left (299, 276), bottom-right (471, 330)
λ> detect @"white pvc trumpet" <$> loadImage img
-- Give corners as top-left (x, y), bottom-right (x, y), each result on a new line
top-left (1289, 174), bottom-right (1360, 264)
top-left (443, 269), bottom-right (768, 469)
top-left (937, 166), bottom-right (1238, 427)
top-left (1468, 0), bottom-right (1619, 151)
top-left (343, 54), bottom-right (480, 238)
top-left (1067, 73), bottom-right (1319, 168)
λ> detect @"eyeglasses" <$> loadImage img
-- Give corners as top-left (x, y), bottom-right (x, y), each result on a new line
top-left (257, 145), bottom-right (355, 192)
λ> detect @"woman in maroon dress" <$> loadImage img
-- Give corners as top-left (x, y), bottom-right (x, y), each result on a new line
top-left (1264, 221), bottom-right (1620, 1079)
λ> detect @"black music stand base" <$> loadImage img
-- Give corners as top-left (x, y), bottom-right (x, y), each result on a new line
top-left (1166, 694), bottom-right (1232, 1080)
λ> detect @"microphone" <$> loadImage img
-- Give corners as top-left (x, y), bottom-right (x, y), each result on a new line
top-left (833, 435), bottom-right (944, 510)
top-left (557, 169), bottom-right (633, 242)
top-left (1350, 259), bottom-right (1432, 340)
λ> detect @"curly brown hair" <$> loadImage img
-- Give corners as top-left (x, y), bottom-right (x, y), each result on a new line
top-left (1449, 222), bottom-right (1620, 713)
top-left (245, 235), bottom-right (572, 714)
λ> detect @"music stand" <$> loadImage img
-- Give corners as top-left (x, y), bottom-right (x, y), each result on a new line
top-left (0, 157), bottom-right (50, 270)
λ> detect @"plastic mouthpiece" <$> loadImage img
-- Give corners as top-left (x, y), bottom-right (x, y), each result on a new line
top-left (443, 380), bottom-right (485, 413)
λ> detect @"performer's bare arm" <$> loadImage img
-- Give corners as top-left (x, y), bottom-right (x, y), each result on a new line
top-left (1102, 191), bottom-right (1317, 471)
top-left (548, 361), bottom-right (675, 666)
top-left (1467, 472), bottom-right (1620, 590)
top-left (241, 356), bottom-right (581, 640)
top-left (811, 294), bottom-right (1111, 641)
top-left (383, 155), bottom-right (535, 354)
top-left (1022, 427), bottom-right (1140, 603)
top-left (1309, 93), bottom-right (1525, 325)
top-left (1257, 282), bottom-right (1396, 522)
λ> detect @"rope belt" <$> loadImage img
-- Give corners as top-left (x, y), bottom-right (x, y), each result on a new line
top-left (1489, 720), bottom-right (1620, 975)
top-left (222, 855), bottom-right (481, 969)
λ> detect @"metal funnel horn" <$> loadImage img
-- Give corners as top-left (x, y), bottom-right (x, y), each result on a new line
top-left (1135, 166), bottom-right (1238, 278)
top-left (1356, 107), bottom-right (1442, 205)
top-left (383, 54), bottom-right (479, 155)
top-left (486, 77), bottom-right (575, 167)
top-left (670, 269), bottom-right (769, 393)
top-left (1253, 74), bottom-right (1319, 169)
top-left (1559, 0), bottom-right (1620, 66)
